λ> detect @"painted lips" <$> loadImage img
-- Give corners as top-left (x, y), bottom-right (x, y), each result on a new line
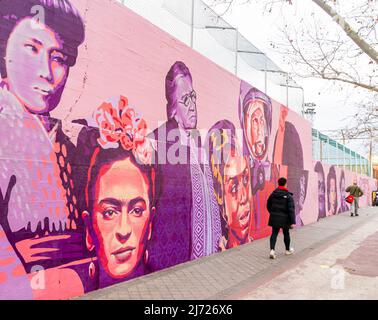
top-left (33, 87), bottom-right (52, 96)
top-left (112, 247), bottom-right (135, 263)
top-left (238, 209), bottom-right (250, 228)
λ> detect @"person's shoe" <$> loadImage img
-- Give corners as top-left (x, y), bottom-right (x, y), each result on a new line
top-left (355, 213), bottom-right (359, 216)
top-left (285, 248), bottom-right (295, 255)
top-left (351, 213), bottom-right (354, 217)
top-left (269, 250), bottom-right (276, 259)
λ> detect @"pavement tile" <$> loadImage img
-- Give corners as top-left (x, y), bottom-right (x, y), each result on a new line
top-left (75, 208), bottom-right (377, 300)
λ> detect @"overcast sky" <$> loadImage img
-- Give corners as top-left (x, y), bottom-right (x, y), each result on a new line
top-left (203, 0), bottom-right (372, 158)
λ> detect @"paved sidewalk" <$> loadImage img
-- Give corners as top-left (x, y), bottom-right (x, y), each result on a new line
top-left (241, 209), bottom-right (378, 300)
top-left (76, 207), bottom-right (378, 300)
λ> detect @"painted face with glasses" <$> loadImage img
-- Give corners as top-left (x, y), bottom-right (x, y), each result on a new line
top-left (173, 75), bottom-right (197, 130)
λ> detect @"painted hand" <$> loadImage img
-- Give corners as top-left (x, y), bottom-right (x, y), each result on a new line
top-left (218, 236), bottom-right (228, 252)
top-left (0, 175), bottom-right (17, 230)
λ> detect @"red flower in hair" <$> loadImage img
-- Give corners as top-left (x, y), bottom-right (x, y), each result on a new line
top-left (95, 95), bottom-right (152, 164)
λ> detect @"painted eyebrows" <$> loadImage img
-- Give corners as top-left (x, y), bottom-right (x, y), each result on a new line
top-left (225, 163), bottom-right (249, 183)
top-left (128, 197), bottom-right (146, 211)
top-left (226, 176), bottom-right (238, 184)
top-left (97, 197), bottom-right (147, 211)
top-left (29, 38), bottom-right (67, 56)
top-left (31, 38), bottom-right (43, 46)
top-left (98, 198), bottom-right (123, 209)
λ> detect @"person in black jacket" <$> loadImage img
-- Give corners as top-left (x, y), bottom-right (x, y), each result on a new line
top-left (267, 177), bottom-right (296, 259)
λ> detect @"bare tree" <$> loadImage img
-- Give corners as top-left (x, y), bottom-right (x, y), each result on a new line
top-left (207, 0), bottom-right (377, 92)
top-left (312, 0), bottom-right (377, 64)
top-left (207, 0), bottom-right (377, 158)
top-left (325, 92), bottom-right (378, 156)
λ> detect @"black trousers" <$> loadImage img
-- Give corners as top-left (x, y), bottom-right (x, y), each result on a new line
top-left (270, 227), bottom-right (290, 250)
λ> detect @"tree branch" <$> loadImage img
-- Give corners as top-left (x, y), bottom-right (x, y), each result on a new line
top-left (312, 0), bottom-right (378, 64)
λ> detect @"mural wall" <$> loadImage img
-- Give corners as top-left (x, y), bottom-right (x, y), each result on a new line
top-left (0, 0), bottom-right (376, 299)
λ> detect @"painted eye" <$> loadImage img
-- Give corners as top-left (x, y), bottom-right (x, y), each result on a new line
top-left (103, 210), bottom-right (118, 220)
top-left (183, 95), bottom-right (190, 107)
top-left (25, 44), bottom-right (38, 54)
top-left (191, 91), bottom-right (197, 103)
top-left (243, 174), bottom-right (249, 186)
top-left (51, 54), bottom-right (68, 66)
top-left (231, 184), bottom-right (238, 195)
top-left (131, 207), bottom-right (145, 217)
top-left (52, 56), bottom-right (65, 65)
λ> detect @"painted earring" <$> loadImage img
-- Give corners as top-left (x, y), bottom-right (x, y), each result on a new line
top-left (144, 249), bottom-right (149, 265)
top-left (89, 257), bottom-right (96, 279)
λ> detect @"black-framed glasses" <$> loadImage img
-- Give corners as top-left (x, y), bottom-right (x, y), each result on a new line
top-left (178, 90), bottom-right (196, 108)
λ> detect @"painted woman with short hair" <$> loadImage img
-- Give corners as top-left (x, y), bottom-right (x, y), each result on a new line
top-left (148, 61), bottom-right (221, 271)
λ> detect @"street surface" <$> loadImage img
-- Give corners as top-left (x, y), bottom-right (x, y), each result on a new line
top-left (77, 207), bottom-right (378, 300)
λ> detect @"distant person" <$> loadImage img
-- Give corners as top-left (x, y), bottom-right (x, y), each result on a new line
top-left (267, 177), bottom-right (295, 259)
top-left (346, 182), bottom-right (364, 217)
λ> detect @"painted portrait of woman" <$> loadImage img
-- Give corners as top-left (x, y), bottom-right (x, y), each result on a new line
top-left (314, 161), bottom-right (326, 220)
top-left (338, 170), bottom-right (349, 213)
top-left (0, 0), bottom-right (84, 116)
top-left (0, 0), bottom-right (86, 231)
top-left (0, 0), bottom-right (87, 282)
top-left (206, 120), bottom-right (253, 250)
top-left (238, 85), bottom-right (272, 161)
top-left (281, 121), bottom-right (308, 226)
top-left (82, 96), bottom-right (156, 289)
top-left (327, 166), bottom-right (338, 215)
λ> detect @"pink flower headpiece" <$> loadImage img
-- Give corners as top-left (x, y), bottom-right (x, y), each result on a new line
top-left (95, 95), bottom-right (153, 165)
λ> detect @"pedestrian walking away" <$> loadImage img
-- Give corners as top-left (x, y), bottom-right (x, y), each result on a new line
top-left (267, 177), bottom-right (296, 259)
top-left (346, 182), bottom-right (364, 217)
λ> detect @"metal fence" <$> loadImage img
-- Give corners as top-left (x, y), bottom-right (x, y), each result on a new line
top-left (115, 0), bottom-right (372, 178)
top-left (116, 0), bottom-right (304, 114)
top-left (312, 129), bottom-right (371, 176)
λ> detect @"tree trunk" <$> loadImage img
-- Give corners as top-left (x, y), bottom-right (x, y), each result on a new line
top-left (312, 0), bottom-right (378, 64)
